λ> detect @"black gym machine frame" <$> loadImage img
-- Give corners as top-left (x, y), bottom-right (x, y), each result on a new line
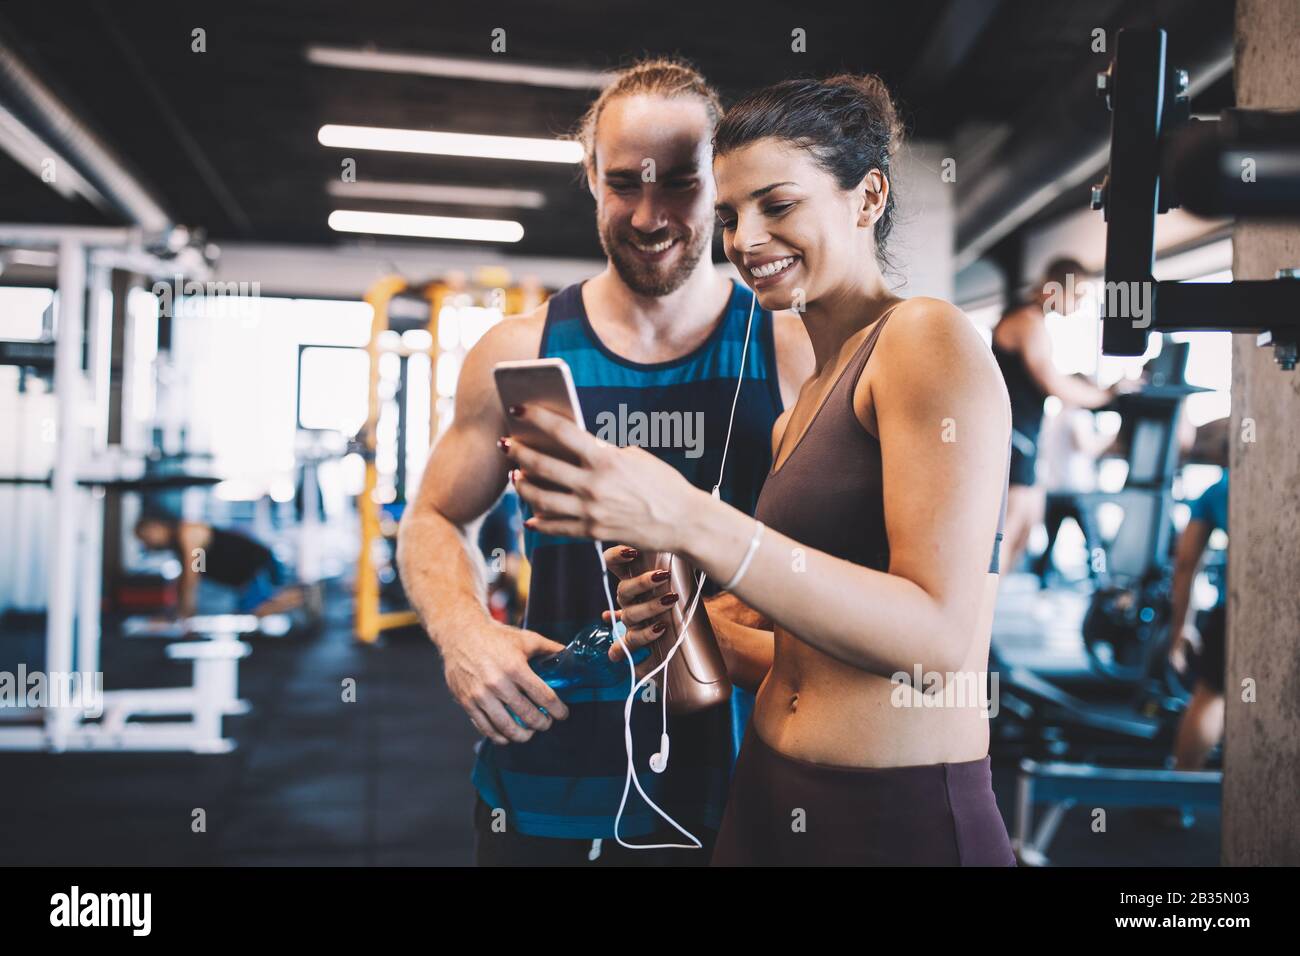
top-left (1095, 27), bottom-right (1300, 366)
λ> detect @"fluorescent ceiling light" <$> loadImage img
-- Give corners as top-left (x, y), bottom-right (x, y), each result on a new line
top-left (306, 45), bottom-right (611, 90)
top-left (328, 209), bottom-right (524, 243)
top-left (0, 104), bottom-right (108, 207)
top-left (326, 179), bottom-right (546, 209)
top-left (318, 124), bottom-right (582, 164)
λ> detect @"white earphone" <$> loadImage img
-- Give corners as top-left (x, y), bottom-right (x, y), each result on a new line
top-left (594, 288), bottom-right (759, 851)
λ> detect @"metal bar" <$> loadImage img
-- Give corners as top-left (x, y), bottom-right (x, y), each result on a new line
top-left (355, 276), bottom-right (408, 643)
top-left (1101, 28), bottom-right (1167, 356)
top-left (0, 36), bottom-right (172, 231)
top-left (77, 265), bottom-right (112, 678)
top-left (1030, 800), bottom-right (1075, 859)
top-left (1150, 279), bottom-right (1300, 333)
top-left (90, 246), bottom-right (211, 281)
top-left (45, 238), bottom-right (86, 746)
top-left (0, 224), bottom-right (139, 246)
top-left (396, 354), bottom-right (409, 502)
top-left (76, 489), bottom-right (104, 677)
top-left (1014, 767), bottom-right (1035, 852)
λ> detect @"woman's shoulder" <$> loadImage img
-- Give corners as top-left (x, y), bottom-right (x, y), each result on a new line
top-left (869, 296), bottom-right (1008, 411)
top-left (878, 297), bottom-right (989, 356)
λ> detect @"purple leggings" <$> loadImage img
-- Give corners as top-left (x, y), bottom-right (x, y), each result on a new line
top-left (712, 727), bottom-right (1016, 866)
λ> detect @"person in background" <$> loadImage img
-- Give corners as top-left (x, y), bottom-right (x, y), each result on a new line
top-left (1167, 471), bottom-right (1229, 771)
top-left (1032, 404), bottom-right (1109, 586)
top-left (134, 514), bottom-right (301, 617)
top-left (991, 258), bottom-right (1130, 576)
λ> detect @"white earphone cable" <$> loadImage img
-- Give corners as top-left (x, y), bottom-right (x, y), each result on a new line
top-left (604, 289), bottom-right (759, 851)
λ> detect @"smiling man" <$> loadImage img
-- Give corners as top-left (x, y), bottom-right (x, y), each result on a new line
top-left (397, 57), bottom-right (812, 866)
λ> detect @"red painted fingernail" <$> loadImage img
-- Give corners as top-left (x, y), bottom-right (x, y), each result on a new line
top-left (497, 437), bottom-right (510, 451)
top-left (620, 548), bottom-right (638, 559)
top-left (508, 404), bottom-right (524, 417)
top-left (651, 569), bottom-right (670, 583)
top-left (660, 592), bottom-right (679, 606)
top-left (652, 622), bottom-right (666, 634)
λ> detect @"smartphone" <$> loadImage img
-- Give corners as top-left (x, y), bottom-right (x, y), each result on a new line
top-left (493, 359), bottom-right (586, 486)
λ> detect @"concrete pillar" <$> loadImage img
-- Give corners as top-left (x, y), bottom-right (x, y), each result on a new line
top-left (1223, 0), bottom-right (1300, 866)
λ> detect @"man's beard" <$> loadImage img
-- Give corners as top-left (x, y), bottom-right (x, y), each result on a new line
top-left (598, 221), bottom-right (711, 297)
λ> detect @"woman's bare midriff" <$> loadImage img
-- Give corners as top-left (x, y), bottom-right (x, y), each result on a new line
top-left (751, 574), bottom-right (1001, 768)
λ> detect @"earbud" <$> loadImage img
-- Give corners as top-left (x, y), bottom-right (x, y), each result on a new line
top-left (649, 733), bottom-right (670, 773)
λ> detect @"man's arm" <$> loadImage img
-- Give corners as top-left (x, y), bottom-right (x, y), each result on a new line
top-left (1169, 518), bottom-right (1213, 658)
top-left (396, 309), bottom-right (570, 745)
top-left (175, 522), bottom-right (206, 617)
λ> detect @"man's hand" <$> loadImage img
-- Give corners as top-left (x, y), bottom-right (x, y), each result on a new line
top-left (441, 621), bottom-right (570, 745)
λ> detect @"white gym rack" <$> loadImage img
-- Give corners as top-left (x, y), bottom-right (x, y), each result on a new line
top-left (0, 224), bottom-right (254, 753)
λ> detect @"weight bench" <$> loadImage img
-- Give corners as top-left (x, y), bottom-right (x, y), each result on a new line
top-left (16, 615), bottom-right (258, 754)
top-left (1013, 758), bottom-right (1222, 865)
top-left (89, 640), bottom-right (252, 753)
top-left (124, 612), bottom-right (291, 640)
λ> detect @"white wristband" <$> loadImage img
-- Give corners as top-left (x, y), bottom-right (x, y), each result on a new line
top-left (721, 520), bottom-right (764, 592)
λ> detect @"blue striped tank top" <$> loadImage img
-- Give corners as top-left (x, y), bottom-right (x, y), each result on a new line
top-left (471, 278), bottom-right (783, 839)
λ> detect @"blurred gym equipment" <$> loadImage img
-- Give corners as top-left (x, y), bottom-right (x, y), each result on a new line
top-left (0, 224), bottom-right (257, 753)
top-left (991, 342), bottom-right (1231, 861)
top-left (994, 22), bottom-right (1300, 859)
top-left (1014, 761), bottom-right (1221, 865)
top-left (1094, 26), bottom-right (1300, 365)
top-left (353, 272), bottom-right (543, 643)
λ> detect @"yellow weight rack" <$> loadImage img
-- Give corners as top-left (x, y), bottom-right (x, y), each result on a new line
top-left (353, 272), bottom-right (539, 643)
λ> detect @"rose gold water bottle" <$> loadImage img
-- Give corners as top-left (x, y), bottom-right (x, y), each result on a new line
top-left (629, 551), bottom-right (731, 714)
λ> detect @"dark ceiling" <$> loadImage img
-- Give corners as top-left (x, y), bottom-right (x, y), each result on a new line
top-left (0, 0), bottom-right (1236, 261)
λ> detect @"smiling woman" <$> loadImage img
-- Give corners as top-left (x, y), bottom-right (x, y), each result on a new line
top-left (714, 74), bottom-right (904, 279)
top-left (507, 72), bottom-right (1016, 867)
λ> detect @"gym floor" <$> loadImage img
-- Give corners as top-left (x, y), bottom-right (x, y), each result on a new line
top-left (1, 581), bottom-right (476, 866)
top-left (0, 580), bottom-right (1217, 867)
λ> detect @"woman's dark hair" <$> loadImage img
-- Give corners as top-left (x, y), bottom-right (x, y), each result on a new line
top-left (714, 74), bottom-right (905, 269)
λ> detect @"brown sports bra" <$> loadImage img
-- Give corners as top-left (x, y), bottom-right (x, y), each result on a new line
top-left (755, 307), bottom-right (1009, 574)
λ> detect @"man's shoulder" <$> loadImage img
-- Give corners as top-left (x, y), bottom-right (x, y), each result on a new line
top-left (470, 300), bottom-right (550, 365)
